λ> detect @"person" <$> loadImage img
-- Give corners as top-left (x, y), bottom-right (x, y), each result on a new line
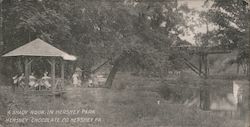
top-left (12, 74), bottom-right (19, 86)
top-left (41, 72), bottom-right (51, 89)
top-left (12, 74), bottom-right (19, 91)
top-left (77, 74), bottom-right (82, 87)
top-left (12, 73), bottom-right (25, 88)
top-left (88, 73), bottom-right (94, 87)
top-left (18, 73), bottom-right (25, 88)
top-left (75, 67), bottom-right (82, 87)
top-left (88, 79), bottom-right (93, 87)
top-left (72, 71), bottom-right (79, 87)
top-left (29, 72), bottom-right (38, 88)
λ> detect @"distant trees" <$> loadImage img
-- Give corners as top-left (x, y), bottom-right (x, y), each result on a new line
top-left (195, 0), bottom-right (249, 111)
top-left (197, 0), bottom-right (249, 48)
top-left (195, 0), bottom-right (249, 73)
top-left (2, 0), bottom-right (71, 50)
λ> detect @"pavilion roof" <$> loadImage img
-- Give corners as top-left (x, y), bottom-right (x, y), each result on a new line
top-left (2, 38), bottom-right (76, 61)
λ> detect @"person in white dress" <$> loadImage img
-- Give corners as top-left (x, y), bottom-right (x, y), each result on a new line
top-left (12, 74), bottom-right (19, 87)
top-left (18, 73), bottom-right (25, 88)
top-left (75, 67), bottom-right (82, 87)
top-left (29, 72), bottom-right (38, 88)
top-left (41, 72), bottom-right (51, 89)
top-left (72, 72), bottom-right (79, 87)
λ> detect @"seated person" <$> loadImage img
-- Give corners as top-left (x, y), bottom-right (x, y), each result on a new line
top-left (29, 72), bottom-right (39, 88)
top-left (12, 74), bottom-right (19, 87)
top-left (12, 73), bottom-right (25, 88)
top-left (18, 73), bottom-right (25, 88)
top-left (41, 72), bottom-right (51, 89)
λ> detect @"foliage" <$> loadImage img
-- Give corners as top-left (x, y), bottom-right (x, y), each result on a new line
top-left (196, 0), bottom-right (249, 56)
top-left (1, 0), bottom-right (191, 81)
top-left (193, 0), bottom-right (249, 74)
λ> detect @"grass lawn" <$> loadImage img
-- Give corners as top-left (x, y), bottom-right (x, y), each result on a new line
top-left (0, 73), bottom-right (246, 127)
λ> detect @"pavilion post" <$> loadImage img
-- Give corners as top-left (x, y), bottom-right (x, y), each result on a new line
top-left (61, 60), bottom-right (65, 89)
top-left (24, 58), bottom-right (29, 88)
top-left (199, 53), bottom-right (202, 76)
top-left (51, 58), bottom-right (56, 93)
top-left (204, 53), bottom-right (208, 78)
top-left (28, 59), bottom-right (32, 76)
top-left (28, 63), bottom-right (31, 75)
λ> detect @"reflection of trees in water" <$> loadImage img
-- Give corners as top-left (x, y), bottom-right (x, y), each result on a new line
top-left (200, 80), bottom-right (210, 110)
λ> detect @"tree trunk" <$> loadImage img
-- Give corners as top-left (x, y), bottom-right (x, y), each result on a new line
top-left (200, 80), bottom-right (210, 110)
top-left (105, 53), bottom-right (128, 88)
top-left (199, 54), bottom-right (202, 76)
top-left (105, 62), bottom-right (120, 88)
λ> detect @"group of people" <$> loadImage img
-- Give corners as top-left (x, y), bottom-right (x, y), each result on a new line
top-left (12, 67), bottom-right (105, 89)
top-left (72, 72), bottom-right (100, 88)
top-left (71, 67), bottom-right (103, 87)
top-left (12, 73), bottom-right (25, 88)
top-left (12, 71), bottom-right (52, 90)
top-left (72, 67), bottom-right (86, 87)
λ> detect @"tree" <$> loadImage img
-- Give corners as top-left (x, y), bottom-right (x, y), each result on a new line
top-left (198, 0), bottom-right (250, 113)
top-left (198, 0), bottom-right (249, 61)
top-left (3, 0), bottom-right (71, 48)
top-left (1, 0), bottom-right (190, 88)
top-left (99, 0), bottom-right (191, 88)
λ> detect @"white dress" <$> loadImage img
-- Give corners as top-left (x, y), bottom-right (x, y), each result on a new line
top-left (72, 73), bottom-right (79, 86)
top-left (42, 76), bottom-right (51, 88)
top-left (12, 75), bottom-right (18, 84)
top-left (29, 75), bottom-right (38, 87)
top-left (18, 74), bottom-right (25, 87)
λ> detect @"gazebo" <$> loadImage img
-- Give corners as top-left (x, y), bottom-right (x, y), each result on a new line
top-left (2, 38), bottom-right (77, 93)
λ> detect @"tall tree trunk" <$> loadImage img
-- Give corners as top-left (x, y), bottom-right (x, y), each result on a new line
top-left (105, 53), bottom-right (128, 88)
top-left (105, 62), bottom-right (120, 88)
top-left (200, 80), bottom-right (210, 110)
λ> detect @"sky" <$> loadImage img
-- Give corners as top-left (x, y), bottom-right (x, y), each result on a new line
top-left (180, 0), bottom-right (207, 11)
top-left (177, 0), bottom-right (250, 44)
top-left (178, 0), bottom-right (209, 44)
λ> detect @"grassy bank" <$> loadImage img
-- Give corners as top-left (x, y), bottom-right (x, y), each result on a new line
top-left (0, 73), bottom-right (246, 127)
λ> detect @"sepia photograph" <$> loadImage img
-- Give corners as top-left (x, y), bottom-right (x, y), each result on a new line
top-left (0, 0), bottom-right (249, 127)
